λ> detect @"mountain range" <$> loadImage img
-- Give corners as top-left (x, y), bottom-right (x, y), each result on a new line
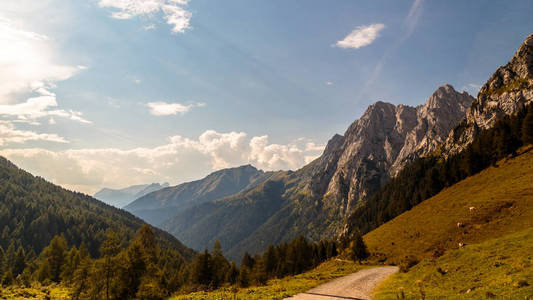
top-left (127, 34), bottom-right (533, 262)
top-left (124, 165), bottom-right (272, 225)
top-left (94, 182), bottom-right (169, 208)
top-left (125, 83), bottom-right (473, 261)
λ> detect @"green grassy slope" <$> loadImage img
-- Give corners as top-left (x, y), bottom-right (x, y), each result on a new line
top-left (364, 148), bottom-right (533, 264)
top-left (374, 228), bottom-right (533, 299)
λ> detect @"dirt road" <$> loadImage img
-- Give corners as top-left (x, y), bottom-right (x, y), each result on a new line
top-left (285, 266), bottom-right (399, 300)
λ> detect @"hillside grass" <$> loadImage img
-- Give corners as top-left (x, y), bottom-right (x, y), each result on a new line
top-left (374, 228), bottom-right (533, 299)
top-left (170, 260), bottom-right (368, 300)
top-left (364, 148), bottom-right (533, 264)
top-left (0, 284), bottom-right (70, 299)
top-left (364, 148), bottom-right (533, 298)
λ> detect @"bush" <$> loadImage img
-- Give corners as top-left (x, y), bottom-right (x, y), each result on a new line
top-left (399, 256), bottom-right (419, 273)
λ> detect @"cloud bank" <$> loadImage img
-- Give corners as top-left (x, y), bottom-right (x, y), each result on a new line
top-left (0, 130), bottom-right (324, 194)
top-left (336, 23), bottom-right (385, 49)
top-left (98, 0), bottom-right (192, 34)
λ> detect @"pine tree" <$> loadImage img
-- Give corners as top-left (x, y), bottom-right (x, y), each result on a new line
top-left (241, 252), bottom-right (254, 270)
top-left (210, 241), bottom-right (229, 288)
top-left (263, 245), bottom-right (277, 277)
top-left (350, 232), bottom-right (369, 263)
top-left (0, 245), bottom-right (4, 275)
top-left (522, 106), bottom-right (533, 144)
top-left (100, 231), bottom-right (120, 300)
top-left (226, 262), bottom-right (239, 285)
top-left (1, 268), bottom-right (13, 286)
top-left (137, 225), bottom-right (158, 264)
top-left (13, 246), bottom-right (26, 276)
top-left (5, 242), bottom-right (15, 271)
top-left (237, 266), bottom-right (249, 288)
top-left (251, 258), bottom-right (267, 286)
top-left (45, 235), bottom-right (68, 282)
top-left (189, 249), bottom-right (212, 288)
top-left (124, 241), bottom-right (147, 298)
top-left (71, 257), bottom-right (92, 300)
top-left (61, 247), bottom-right (80, 283)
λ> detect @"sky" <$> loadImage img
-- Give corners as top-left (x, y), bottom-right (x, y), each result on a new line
top-left (0, 0), bottom-right (532, 194)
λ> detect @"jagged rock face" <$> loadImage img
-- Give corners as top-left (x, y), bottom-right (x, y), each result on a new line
top-left (319, 85), bottom-right (473, 217)
top-left (443, 33), bottom-right (533, 155)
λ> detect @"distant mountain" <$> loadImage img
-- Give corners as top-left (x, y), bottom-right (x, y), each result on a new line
top-left (0, 156), bottom-right (194, 260)
top-left (124, 165), bottom-right (271, 225)
top-left (94, 182), bottom-right (169, 208)
top-left (161, 84), bottom-right (472, 261)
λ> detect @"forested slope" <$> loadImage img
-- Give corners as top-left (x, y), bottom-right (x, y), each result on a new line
top-left (0, 156), bottom-right (195, 260)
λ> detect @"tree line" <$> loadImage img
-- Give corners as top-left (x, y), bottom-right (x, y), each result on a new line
top-left (0, 224), bottom-right (350, 299)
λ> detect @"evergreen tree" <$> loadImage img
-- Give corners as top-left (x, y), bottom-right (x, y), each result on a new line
top-left (522, 106), bottom-right (533, 144)
top-left (1, 268), bottom-right (13, 286)
top-left (38, 235), bottom-right (67, 283)
top-left (237, 266), bottom-right (249, 288)
top-left (5, 242), bottom-right (15, 271)
top-left (100, 231), bottom-right (120, 300)
top-left (13, 246), bottom-right (26, 276)
top-left (189, 249), bottom-right (212, 288)
top-left (350, 232), bottom-right (369, 263)
top-left (210, 241), bottom-right (229, 288)
top-left (251, 258), bottom-right (267, 286)
top-left (60, 246), bottom-right (80, 283)
top-left (123, 241), bottom-right (147, 298)
top-left (71, 257), bottom-right (92, 300)
top-left (263, 245), bottom-right (277, 277)
top-left (226, 262), bottom-right (239, 285)
top-left (241, 252), bottom-right (254, 270)
top-left (0, 245), bottom-right (4, 275)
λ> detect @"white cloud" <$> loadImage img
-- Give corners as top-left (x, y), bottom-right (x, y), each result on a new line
top-left (146, 101), bottom-right (204, 116)
top-left (0, 15), bottom-right (90, 130)
top-left (0, 16), bottom-right (78, 101)
top-left (405, 0), bottom-right (424, 36)
top-left (335, 23), bottom-right (385, 49)
top-left (98, 0), bottom-right (192, 34)
top-left (0, 92), bottom-right (91, 124)
top-left (144, 24), bottom-right (156, 31)
top-left (0, 121), bottom-right (67, 145)
top-left (0, 130), bottom-right (325, 194)
top-left (360, 0), bottom-right (424, 93)
top-left (326, 81), bottom-right (333, 86)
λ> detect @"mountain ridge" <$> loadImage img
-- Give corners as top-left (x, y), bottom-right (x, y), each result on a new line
top-left (125, 164), bottom-right (271, 225)
top-left (0, 155), bottom-right (195, 260)
top-left (94, 182), bottom-right (169, 208)
top-left (160, 83), bottom-right (473, 261)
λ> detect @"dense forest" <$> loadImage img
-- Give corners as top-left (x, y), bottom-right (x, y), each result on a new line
top-left (346, 103), bottom-right (533, 236)
top-left (0, 157), bottom-right (194, 259)
top-left (0, 224), bottom-right (343, 299)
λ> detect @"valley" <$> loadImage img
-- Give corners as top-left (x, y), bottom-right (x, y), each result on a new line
top-left (0, 2), bottom-right (532, 298)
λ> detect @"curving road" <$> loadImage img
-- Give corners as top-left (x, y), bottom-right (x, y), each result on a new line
top-left (285, 266), bottom-right (399, 300)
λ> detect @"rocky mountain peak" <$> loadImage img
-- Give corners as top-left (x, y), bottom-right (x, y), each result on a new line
top-left (315, 84), bottom-right (472, 219)
top-left (443, 33), bottom-right (533, 155)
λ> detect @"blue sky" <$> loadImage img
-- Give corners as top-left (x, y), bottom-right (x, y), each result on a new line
top-left (1, 0), bottom-right (532, 193)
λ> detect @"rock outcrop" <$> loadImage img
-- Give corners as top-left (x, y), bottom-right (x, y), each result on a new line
top-left (319, 85), bottom-right (473, 217)
top-left (443, 33), bottom-right (533, 155)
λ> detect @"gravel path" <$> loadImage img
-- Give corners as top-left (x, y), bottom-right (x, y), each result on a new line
top-left (285, 266), bottom-right (399, 300)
